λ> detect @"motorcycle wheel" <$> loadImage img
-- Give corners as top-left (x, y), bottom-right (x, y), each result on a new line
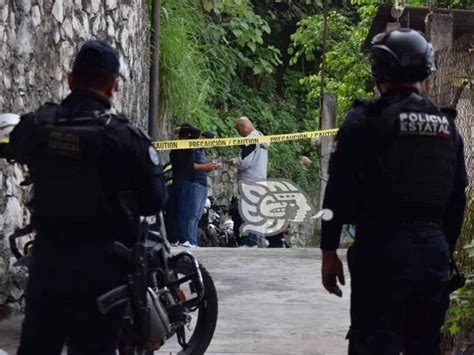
top-left (197, 228), bottom-right (209, 247)
top-left (172, 259), bottom-right (218, 355)
top-left (197, 228), bottom-right (219, 247)
top-left (207, 230), bottom-right (219, 247)
top-left (118, 263), bottom-right (218, 355)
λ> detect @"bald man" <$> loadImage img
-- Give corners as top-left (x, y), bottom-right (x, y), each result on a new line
top-left (226, 117), bottom-right (269, 182)
top-left (225, 117), bottom-right (270, 247)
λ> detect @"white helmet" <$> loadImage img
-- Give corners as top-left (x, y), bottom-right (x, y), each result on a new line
top-left (222, 219), bottom-right (234, 229)
top-left (0, 113), bottom-right (20, 143)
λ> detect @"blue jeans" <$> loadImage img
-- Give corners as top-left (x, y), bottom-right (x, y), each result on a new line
top-left (177, 180), bottom-right (193, 244)
top-left (186, 183), bottom-right (208, 246)
top-left (165, 181), bottom-right (193, 244)
top-left (240, 233), bottom-right (258, 247)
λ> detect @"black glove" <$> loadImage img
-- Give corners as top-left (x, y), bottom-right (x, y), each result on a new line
top-left (0, 143), bottom-right (12, 160)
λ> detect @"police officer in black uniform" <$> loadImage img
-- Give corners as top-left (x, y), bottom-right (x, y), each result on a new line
top-left (320, 29), bottom-right (468, 354)
top-left (9, 40), bottom-right (167, 355)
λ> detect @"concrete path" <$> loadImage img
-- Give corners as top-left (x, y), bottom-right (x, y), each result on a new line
top-left (0, 248), bottom-right (350, 354)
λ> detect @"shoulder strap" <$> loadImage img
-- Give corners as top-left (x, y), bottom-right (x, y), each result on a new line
top-left (33, 105), bottom-right (103, 125)
top-left (32, 103), bottom-right (60, 125)
top-left (360, 92), bottom-right (430, 135)
top-left (439, 107), bottom-right (459, 155)
top-left (126, 124), bottom-right (152, 142)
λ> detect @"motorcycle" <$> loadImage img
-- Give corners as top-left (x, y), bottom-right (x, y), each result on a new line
top-left (197, 198), bottom-right (238, 248)
top-left (197, 198), bottom-right (219, 247)
top-left (219, 218), bottom-right (237, 248)
top-left (9, 195), bottom-right (218, 355)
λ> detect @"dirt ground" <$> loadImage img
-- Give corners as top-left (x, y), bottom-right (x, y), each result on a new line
top-left (0, 248), bottom-right (351, 355)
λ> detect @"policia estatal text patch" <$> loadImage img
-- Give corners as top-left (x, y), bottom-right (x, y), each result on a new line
top-left (399, 112), bottom-right (451, 138)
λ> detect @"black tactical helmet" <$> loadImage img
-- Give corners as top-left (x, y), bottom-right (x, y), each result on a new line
top-left (370, 28), bottom-right (436, 83)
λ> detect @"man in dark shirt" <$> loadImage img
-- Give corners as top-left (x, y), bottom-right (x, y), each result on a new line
top-left (321, 29), bottom-right (468, 354)
top-left (9, 40), bottom-right (167, 355)
top-left (167, 123), bottom-right (200, 246)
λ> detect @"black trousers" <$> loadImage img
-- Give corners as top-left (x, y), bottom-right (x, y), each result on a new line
top-left (17, 297), bottom-right (125, 355)
top-left (347, 223), bottom-right (450, 355)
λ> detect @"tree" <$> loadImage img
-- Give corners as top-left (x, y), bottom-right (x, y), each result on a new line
top-left (289, 5), bottom-right (376, 122)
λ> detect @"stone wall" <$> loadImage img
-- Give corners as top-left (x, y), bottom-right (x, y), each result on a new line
top-left (0, 0), bottom-right (150, 123)
top-left (0, 0), bottom-right (150, 317)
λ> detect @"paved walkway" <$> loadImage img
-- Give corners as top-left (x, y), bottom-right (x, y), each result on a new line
top-left (0, 248), bottom-right (350, 354)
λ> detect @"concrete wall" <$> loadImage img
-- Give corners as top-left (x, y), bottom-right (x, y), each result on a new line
top-left (0, 0), bottom-right (149, 317)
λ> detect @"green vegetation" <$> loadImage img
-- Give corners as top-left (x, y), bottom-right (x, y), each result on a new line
top-left (153, 0), bottom-right (472, 229)
top-left (289, 5), bottom-right (376, 122)
top-left (444, 188), bottom-right (474, 343)
top-left (152, 0), bottom-right (473, 344)
top-left (351, 0), bottom-right (471, 7)
top-left (153, 0), bottom-right (382, 200)
top-left (157, 1), bottom-right (209, 126)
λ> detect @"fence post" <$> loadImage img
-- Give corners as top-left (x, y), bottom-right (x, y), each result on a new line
top-left (424, 12), bottom-right (454, 108)
top-left (319, 93), bottom-right (337, 211)
top-left (148, 0), bottom-right (161, 141)
top-left (425, 12), bottom-right (453, 53)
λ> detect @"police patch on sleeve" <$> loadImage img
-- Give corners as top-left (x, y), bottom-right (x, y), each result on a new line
top-left (148, 146), bottom-right (160, 165)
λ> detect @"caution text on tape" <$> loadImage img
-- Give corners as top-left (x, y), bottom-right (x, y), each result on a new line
top-left (153, 128), bottom-right (338, 151)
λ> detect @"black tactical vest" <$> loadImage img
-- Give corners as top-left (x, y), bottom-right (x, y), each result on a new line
top-left (28, 106), bottom-right (115, 219)
top-left (357, 92), bottom-right (457, 221)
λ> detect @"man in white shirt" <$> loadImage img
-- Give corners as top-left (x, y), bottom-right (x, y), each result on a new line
top-left (226, 117), bottom-right (270, 246)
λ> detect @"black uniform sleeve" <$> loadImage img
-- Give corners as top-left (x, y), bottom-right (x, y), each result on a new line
top-left (128, 127), bottom-right (168, 215)
top-left (8, 113), bottom-right (36, 164)
top-left (321, 108), bottom-right (365, 250)
top-left (443, 128), bottom-right (468, 255)
top-left (0, 144), bottom-right (11, 159)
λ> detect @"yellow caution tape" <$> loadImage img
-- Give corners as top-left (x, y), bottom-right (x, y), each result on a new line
top-left (0, 129), bottom-right (339, 150)
top-left (153, 128), bottom-right (339, 151)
